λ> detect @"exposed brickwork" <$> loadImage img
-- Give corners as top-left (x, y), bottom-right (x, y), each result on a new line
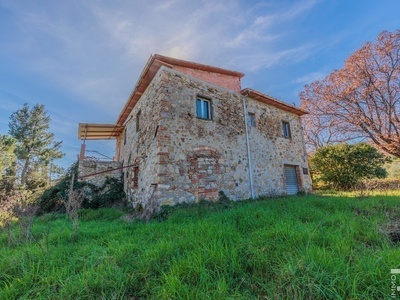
top-left (119, 70), bottom-right (170, 208)
top-left (186, 146), bottom-right (221, 200)
top-left (296, 166), bottom-right (303, 191)
top-left (173, 66), bottom-right (242, 92)
top-left (115, 66), bottom-right (312, 207)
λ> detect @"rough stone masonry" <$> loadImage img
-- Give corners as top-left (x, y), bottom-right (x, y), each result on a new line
top-left (79, 54), bottom-right (312, 208)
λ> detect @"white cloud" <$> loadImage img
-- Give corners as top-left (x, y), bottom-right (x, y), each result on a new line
top-left (226, 0), bottom-right (320, 48)
top-left (230, 42), bottom-right (321, 73)
top-left (226, 19), bottom-right (278, 48)
top-left (91, 0), bottom-right (240, 63)
top-left (0, 0), bottom-right (324, 117)
top-left (155, 0), bottom-right (181, 11)
top-left (3, 0), bottom-right (395, 167)
top-left (0, 98), bottom-right (22, 113)
top-left (292, 71), bottom-right (327, 85)
top-left (283, 0), bottom-right (321, 19)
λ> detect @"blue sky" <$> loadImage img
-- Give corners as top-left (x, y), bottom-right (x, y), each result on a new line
top-left (0, 0), bottom-right (399, 169)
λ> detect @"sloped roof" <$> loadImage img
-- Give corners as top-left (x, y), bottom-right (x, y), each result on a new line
top-left (79, 55), bottom-right (307, 142)
top-left (241, 88), bottom-right (308, 116)
top-left (116, 54), bottom-right (244, 126)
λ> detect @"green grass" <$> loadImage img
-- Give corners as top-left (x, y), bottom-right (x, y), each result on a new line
top-left (1, 193), bottom-right (400, 299)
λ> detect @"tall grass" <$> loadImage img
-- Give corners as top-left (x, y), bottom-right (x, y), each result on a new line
top-left (1, 193), bottom-right (399, 299)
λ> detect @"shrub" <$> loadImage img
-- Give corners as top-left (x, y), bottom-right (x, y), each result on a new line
top-left (81, 177), bottom-right (125, 209)
top-left (0, 189), bottom-right (39, 244)
top-left (357, 178), bottom-right (400, 191)
top-left (39, 163), bottom-right (125, 214)
top-left (310, 143), bottom-right (388, 190)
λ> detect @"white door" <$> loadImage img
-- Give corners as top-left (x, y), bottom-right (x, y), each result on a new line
top-left (284, 165), bottom-right (299, 195)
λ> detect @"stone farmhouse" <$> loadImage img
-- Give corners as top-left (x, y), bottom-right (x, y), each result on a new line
top-left (78, 54), bottom-right (312, 207)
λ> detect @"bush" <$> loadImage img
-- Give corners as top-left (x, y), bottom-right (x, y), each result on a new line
top-left (39, 163), bottom-right (125, 214)
top-left (82, 177), bottom-right (125, 209)
top-left (357, 178), bottom-right (400, 191)
top-left (310, 143), bottom-right (388, 190)
top-left (385, 158), bottom-right (400, 178)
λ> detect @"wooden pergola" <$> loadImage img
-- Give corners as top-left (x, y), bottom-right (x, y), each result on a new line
top-left (78, 123), bottom-right (124, 140)
top-left (78, 123), bottom-right (124, 161)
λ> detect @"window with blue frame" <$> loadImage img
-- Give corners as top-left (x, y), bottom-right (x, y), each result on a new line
top-left (196, 97), bottom-right (211, 120)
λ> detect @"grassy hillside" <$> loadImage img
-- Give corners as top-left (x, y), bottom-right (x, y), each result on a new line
top-left (1, 192), bottom-right (400, 299)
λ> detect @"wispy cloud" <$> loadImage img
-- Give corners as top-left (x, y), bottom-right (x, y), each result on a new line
top-left (229, 42), bottom-right (321, 73)
top-left (91, 0), bottom-right (241, 62)
top-left (225, 17), bottom-right (279, 48)
top-left (1, 0), bottom-right (397, 166)
top-left (226, 0), bottom-right (320, 48)
top-left (292, 71), bottom-right (327, 85)
top-left (155, 0), bottom-right (181, 11)
top-left (0, 0), bottom-right (323, 110)
top-left (0, 98), bottom-right (22, 113)
top-left (283, 0), bottom-right (321, 19)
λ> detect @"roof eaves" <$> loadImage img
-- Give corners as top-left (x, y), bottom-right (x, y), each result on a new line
top-left (241, 88), bottom-right (308, 116)
top-left (116, 54), bottom-right (245, 126)
top-left (116, 55), bottom-right (156, 126)
top-left (153, 54), bottom-right (245, 78)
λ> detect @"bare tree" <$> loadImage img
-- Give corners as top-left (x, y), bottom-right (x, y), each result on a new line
top-left (64, 173), bottom-right (84, 236)
top-left (300, 30), bottom-right (400, 156)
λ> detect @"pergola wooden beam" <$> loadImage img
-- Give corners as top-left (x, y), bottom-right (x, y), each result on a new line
top-left (78, 123), bottom-right (124, 140)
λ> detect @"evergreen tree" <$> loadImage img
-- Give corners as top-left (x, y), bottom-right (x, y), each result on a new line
top-left (8, 103), bottom-right (64, 187)
top-left (0, 135), bottom-right (17, 193)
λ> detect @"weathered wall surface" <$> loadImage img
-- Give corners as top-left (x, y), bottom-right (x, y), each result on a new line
top-left (150, 67), bottom-right (249, 204)
top-left (119, 70), bottom-right (169, 208)
top-left (173, 66), bottom-right (242, 92)
top-left (78, 161), bottom-right (122, 186)
top-left (120, 66), bottom-right (311, 207)
top-left (246, 99), bottom-right (312, 195)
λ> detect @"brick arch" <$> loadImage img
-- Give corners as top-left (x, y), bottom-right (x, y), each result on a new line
top-left (193, 146), bottom-right (221, 158)
top-left (187, 146), bottom-right (221, 200)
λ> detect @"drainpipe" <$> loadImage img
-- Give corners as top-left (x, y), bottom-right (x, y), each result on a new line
top-left (242, 95), bottom-right (255, 199)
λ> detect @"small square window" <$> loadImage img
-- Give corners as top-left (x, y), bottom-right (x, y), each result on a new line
top-left (303, 168), bottom-right (309, 175)
top-left (196, 98), bottom-right (211, 120)
top-left (248, 112), bottom-right (256, 127)
top-left (282, 121), bottom-right (291, 138)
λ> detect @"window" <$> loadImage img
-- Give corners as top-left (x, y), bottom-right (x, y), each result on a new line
top-left (282, 121), bottom-right (291, 138)
top-left (196, 97), bottom-right (211, 120)
top-left (303, 168), bottom-right (309, 175)
top-left (136, 110), bottom-right (141, 132)
top-left (123, 130), bottom-right (127, 145)
top-left (248, 112), bottom-right (256, 127)
top-left (132, 165), bottom-right (139, 189)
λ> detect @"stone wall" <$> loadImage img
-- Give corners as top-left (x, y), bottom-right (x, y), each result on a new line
top-left (119, 69), bottom-right (168, 208)
top-left (121, 66), bottom-right (312, 207)
top-left (78, 160), bottom-right (122, 186)
top-left (152, 68), bottom-right (248, 203)
top-left (246, 98), bottom-right (312, 195)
